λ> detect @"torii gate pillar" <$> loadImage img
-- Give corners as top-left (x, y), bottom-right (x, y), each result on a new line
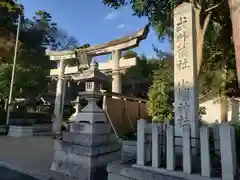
top-left (53, 59), bottom-right (65, 135)
top-left (112, 50), bottom-right (122, 94)
top-left (46, 50), bottom-right (76, 135)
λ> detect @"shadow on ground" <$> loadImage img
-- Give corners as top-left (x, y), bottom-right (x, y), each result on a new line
top-left (0, 166), bottom-right (39, 180)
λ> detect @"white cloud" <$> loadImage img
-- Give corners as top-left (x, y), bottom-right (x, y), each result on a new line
top-left (117, 24), bottom-right (125, 29)
top-left (104, 11), bottom-right (118, 20)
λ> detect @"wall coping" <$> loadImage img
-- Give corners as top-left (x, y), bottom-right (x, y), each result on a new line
top-left (9, 126), bottom-right (33, 129)
top-left (122, 140), bottom-right (137, 146)
top-left (107, 161), bottom-right (220, 180)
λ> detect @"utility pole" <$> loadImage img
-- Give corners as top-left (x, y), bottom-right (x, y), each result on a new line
top-left (6, 14), bottom-right (21, 125)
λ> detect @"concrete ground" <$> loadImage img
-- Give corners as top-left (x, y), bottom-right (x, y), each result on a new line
top-left (0, 136), bottom-right (65, 180)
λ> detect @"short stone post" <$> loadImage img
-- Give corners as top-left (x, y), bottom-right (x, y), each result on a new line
top-left (166, 125), bottom-right (175, 171)
top-left (137, 119), bottom-right (146, 166)
top-left (100, 89), bottom-right (107, 110)
top-left (51, 61), bottom-right (121, 180)
top-left (212, 124), bottom-right (220, 156)
top-left (152, 123), bottom-right (160, 168)
top-left (219, 123), bottom-right (237, 180)
top-left (69, 96), bottom-right (81, 122)
top-left (145, 123), bottom-right (152, 163)
top-left (200, 126), bottom-right (211, 177)
top-left (183, 126), bottom-right (192, 174)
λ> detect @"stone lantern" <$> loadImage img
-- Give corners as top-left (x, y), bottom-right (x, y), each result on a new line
top-left (51, 60), bottom-right (121, 180)
top-left (70, 60), bottom-right (109, 123)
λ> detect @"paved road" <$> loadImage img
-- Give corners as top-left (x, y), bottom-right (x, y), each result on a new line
top-left (0, 136), bottom-right (64, 180)
top-left (0, 166), bottom-right (39, 180)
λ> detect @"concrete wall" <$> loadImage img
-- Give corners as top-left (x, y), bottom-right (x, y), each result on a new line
top-left (121, 141), bottom-right (137, 160)
top-left (106, 97), bottom-right (147, 136)
top-left (200, 98), bottom-right (240, 123)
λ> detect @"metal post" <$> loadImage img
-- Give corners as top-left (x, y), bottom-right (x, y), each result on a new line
top-left (6, 14), bottom-right (21, 125)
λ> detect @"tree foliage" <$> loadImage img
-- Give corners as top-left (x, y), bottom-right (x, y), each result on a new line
top-left (103, 0), bottom-right (228, 38)
top-left (0, 0), bottom-right (79, 103)
top-left (103, 0), bottom-right (236, 122)
top-left (122, 51), bottom-right (161, 97)
top-left (147, 56), bottom-right (174, 121)
top-left (123, 51), bottom-right (153, 80)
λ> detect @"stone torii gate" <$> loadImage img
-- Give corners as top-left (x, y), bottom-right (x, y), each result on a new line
top-left (46, 26), bottom-right (149, 135)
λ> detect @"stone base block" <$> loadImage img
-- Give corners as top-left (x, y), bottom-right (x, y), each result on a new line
top-left (52, 150), bottom-right (121, 170)
top-left (122, 141), bottom-right (136, 154)
top-left (122, 141), bottom-right (137, 160)
top-left (52, 120), bottom-right (120, 180)
top-left (62, 132), bottom-right (117, 147)
top-left (8, 126), bottom-right (33, 137)
top-left (75, 112), bottom-right (107, 123)
top-left (33, 124), bottom-right (52, 133)
top-left (70, 123), bottom-right (112, 135)
top-left (51, 150), bottom-right (121, 180)
top-left (54, 140), bottom-right (121, 156)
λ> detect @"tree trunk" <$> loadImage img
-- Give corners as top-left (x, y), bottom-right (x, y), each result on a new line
top-left (220, 63), bottom-right (228, 122)
top-left (220, 95), bottom-right (228, 122)
top-left (194, 9), bottom-right (211, 75)
top-left (196, 33), bottom-right (204, 74)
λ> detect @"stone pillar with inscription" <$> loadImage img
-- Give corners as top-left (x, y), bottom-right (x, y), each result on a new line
top-left (174, 2), bottom-right (199, 139)
top-left (51, 61), bottom-right (121, 180)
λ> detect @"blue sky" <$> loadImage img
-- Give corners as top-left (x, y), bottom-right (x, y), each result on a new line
top-left (20, 0), bottom-right (171, 61)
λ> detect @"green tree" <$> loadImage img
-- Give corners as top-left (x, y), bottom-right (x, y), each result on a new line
top-left (0, 0), bottom-right (23, 61)
top-left (122, 51), bottom-right (160, 97)
top-left (123, 50), bottom-right (138, 59)
top-left (0, 2), bottom-right (79, 105)
top-left (103, 0), bottom-right (236, 122)
top-left (147, 56), bottom-right (174, 121)
top-left (199, 20), bottom-right (236, 122)
top-left (103, 0), bottom-right (230, 75)
top-left (147, 22), bottom-right (236, 122)
top-left (123, 51), bottom-right (158, 80)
